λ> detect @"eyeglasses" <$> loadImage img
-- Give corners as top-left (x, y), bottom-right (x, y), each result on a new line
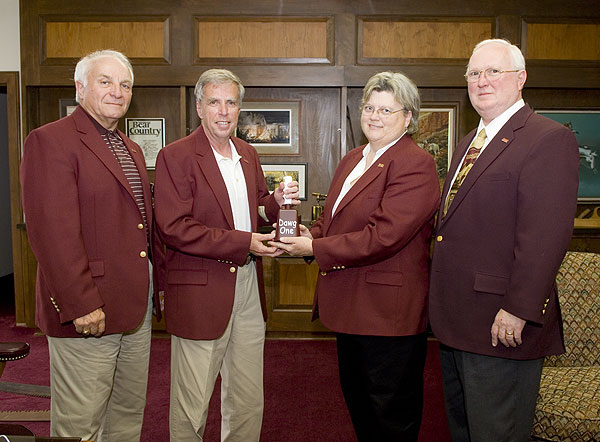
top-left (464, 68), bottom-right (522, 82)
top-left (362, 105), bottom-right (406, 118)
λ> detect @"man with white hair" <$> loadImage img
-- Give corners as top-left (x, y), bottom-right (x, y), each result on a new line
top-left (21, 49), bottom-right (161, 441)
top-left (429, 39), bottom-right (579, 442)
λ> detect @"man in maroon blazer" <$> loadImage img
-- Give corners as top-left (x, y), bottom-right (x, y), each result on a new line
top-left (429, 39), bottom-right (579, 442)
top-left (20, 50), bottom-right (162, 441)
top-left (153, 69), bottom-right (298, 442)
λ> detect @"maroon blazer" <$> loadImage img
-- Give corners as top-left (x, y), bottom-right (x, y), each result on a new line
top-left (20, 106), bottom-right (162, 338)
top-left (310, 135), bottom-right (440, 336)
top-left (429, 104), bottom-right (579, 359)
top-left (153, 126), bottom-right (280, 340)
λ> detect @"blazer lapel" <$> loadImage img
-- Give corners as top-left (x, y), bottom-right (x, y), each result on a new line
top-left (331, 160), bottom-right (385, 221)
top-left (324, 139), bottom-right (405, 234)
top-left (442, 105), bottom-right (532, 222)
top-left (441, 129), bottom-right (474, 206)
top-left (194, 127), bottom-right (236, 230)
top-left (73, 107), bottom-right (137, 203)
top-left (320, 149), bottom-right (362, 236)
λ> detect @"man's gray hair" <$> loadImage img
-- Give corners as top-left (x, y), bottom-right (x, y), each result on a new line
top-left (74, 50), bottom-right (134, 103)
top-left (361, 71), bottom-right (421, 134)
top-left (194, 69), bottom-right (245, 104)
top-left (469, 39), bottom-right (526, 72)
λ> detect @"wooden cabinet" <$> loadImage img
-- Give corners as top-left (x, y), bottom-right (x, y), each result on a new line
top-left (263, 256), bottom-right (331, 337)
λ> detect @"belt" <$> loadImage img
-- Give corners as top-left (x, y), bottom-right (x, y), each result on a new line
top-left (242, 254), bottom-right (256, 266)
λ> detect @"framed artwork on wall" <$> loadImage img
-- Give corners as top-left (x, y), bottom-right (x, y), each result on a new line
top-left (125, 118), bottom-right (166, 169)
top-left (414, 102), bottom-right (458, 189)
top-left (536, 110), bottom-right (600, 202)
top-left (59, 98), bottom-right (78, 118)
top-left (237, 100), bottom-right (301, 155)
top-left (261, 163), bottom-right (307, 200)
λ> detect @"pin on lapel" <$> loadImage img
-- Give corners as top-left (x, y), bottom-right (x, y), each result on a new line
top-left (501, 138), bottom-right (509, 143)
top-left (377, 163), bottom-right (384, 168)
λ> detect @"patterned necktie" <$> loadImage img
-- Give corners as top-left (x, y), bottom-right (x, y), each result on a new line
top-left (443, 128), bottom-right (487, 216)
top-left (103, 130), bottom-right (148, 236)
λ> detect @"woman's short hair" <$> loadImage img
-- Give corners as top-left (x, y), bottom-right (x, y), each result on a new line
top-left (194, 69), bottom-right (245, 104)
top-left (74, 50), bottom-right (134, 103)
top-left (361, 71), bottom-right (421, 134)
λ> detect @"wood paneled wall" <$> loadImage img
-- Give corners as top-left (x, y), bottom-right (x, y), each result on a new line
top-left (359, 18), bottom-right (493, 62)
top-left (195, 17), bottom-right (333, 63)
top-left (15, 0), bottom-right (600, 331)
top-left (42, 17), bottom-right (170, 63)
top-left (524, 22), bottom-right (600, 61)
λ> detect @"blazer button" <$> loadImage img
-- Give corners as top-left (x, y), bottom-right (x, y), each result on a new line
top-left (137, 223), bottom-right (144, 230)
top-left (139, 251), bottom-right (147, 258)
top-left (320, 272), bottom-right (327, 276)
top-left (542, 308), bottom-right (546, 315)
top-left (230, 266), bottom-right (236, 273)
top-left (436, 235), bottom-right (443, 242)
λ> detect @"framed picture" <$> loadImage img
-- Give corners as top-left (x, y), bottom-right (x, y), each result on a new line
top-left (536, 110), bottom-right (600, 202)
top-left (414, 103), bottom-right (458, 188)
top-left (261, 163), bottom-right (307, 200)
top-left (59, 98), bottom-right (78, 118)
top-left (125, 118), bottom-right (166, 169)
top-left (237, 100), bottom-right (301, 155)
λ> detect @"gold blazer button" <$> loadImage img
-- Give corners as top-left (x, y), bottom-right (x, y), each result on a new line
top-left (230, 267), bottom-right (236, 273)
top-left (139, 251), bottom-right (147, 258)
top-left (137, 223), bottom-right (144, 230)
top-left (436, 235), bottom-right (443, 242)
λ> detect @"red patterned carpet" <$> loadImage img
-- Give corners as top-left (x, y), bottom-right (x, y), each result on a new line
top-left (0, 313), bottom-right (451, 442)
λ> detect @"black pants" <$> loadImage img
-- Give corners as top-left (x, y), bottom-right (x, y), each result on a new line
top-left (336, 332), bottom-right (428, 442)
top-left (440, 345), bottom-right (544, 442)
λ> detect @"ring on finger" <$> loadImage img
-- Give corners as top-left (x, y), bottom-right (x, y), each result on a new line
top-left (506, 331), bottom-right (514, 336)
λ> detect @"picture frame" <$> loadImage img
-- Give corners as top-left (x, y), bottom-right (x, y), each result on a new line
top-left (237, 100), bottom-right (301, 155)
top-left (261, 163), bottom-right (307, 200)
top-left (414, 103), bottom-right (458, 188)
top-left (59, 98), bottom-right (78, 118)
top-left (125, 118), bottom-right (166, 169)
top-left (535, 110), bottom-right (600, 202)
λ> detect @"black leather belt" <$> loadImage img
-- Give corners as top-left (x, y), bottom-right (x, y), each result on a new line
top-left (242, 254), bottom-right (256, 266)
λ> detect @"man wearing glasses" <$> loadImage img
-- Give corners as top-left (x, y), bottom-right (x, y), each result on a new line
top-left (429, 39), bottom-right (579, 442)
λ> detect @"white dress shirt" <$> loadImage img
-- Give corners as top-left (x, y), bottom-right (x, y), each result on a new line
top-left (446, 99), bottom-right (525, 192)
top-left (212, 140), bottom-right (252, 233)
top-left (331, 133), bottom-right (406, 216)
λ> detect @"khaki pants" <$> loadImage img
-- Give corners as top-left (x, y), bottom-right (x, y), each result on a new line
top-left (47, 266), bottom-right (153, 442)
top-left (170, 262), bottom-right (265, 442)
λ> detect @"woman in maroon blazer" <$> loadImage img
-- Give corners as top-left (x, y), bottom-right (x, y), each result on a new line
top-left (273, 71), bottom-right (440, 441)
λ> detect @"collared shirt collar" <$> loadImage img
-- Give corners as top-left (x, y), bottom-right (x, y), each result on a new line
top-left (211, 140), bottom-right (241, 164)
top-left (477, 99), bottom-right (525, 142)
top-left (362, 131), bottom-right (406, 161)
top-left (79, 105), bottom-right (113, 136)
